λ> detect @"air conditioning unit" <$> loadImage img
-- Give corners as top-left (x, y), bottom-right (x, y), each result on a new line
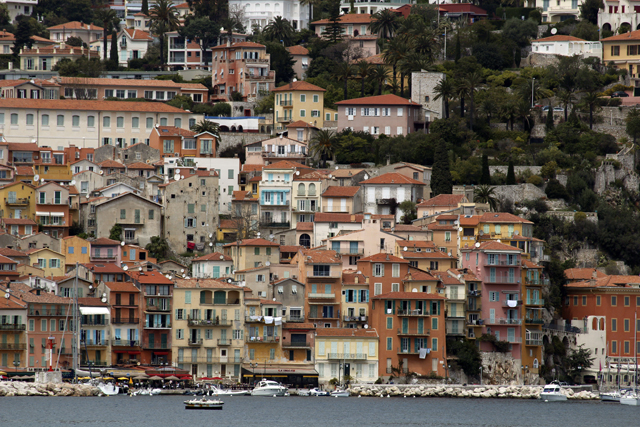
top-left (292, 275), bottom-right (297, 279)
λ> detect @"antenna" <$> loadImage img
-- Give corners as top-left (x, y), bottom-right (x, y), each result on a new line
top-left (266, 261), bottom-right (271, 266)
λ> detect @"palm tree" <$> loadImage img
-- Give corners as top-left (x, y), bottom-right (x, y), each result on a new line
top-left (309, 129), bottom-right (336, 168)
top-left (381, 38), bottom-right (406, 95)
top-left (474, 184), bottom-right (499, 212)
top-left (95, 7), bottom-right (119, 60)
top-left (334, 62), bottom-right (354, 100)
top-left (500, 99), bottom-right (518, 131)
top-left (557, 89), bottom-right (575, 122)
top-left (262, 16), bottom-right (294, 46)
top-left (400, 51), bottom-right (431, 98)
top-left (356, 60), bottom-right (372, 98)
top-left (370, 65), bottom-right (390, 95)
top-left (581, 91), bottom-right (600, 130)
top-left (368, 9), bottom-right (399, 39)
top-left (433, 78), bottom-right (453, 119)
top-left (454, 79), bottom-right (467, 119)
top-left (459, 71), bottom-right (483, 129)
top-left (477, 96), bottom-right (497, 125)
top-left (149, 0), bottom-right (179, 65)
top-left (191, 119), bottom-right (220, 139)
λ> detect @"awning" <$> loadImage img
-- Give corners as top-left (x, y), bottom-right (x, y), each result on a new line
top-left (244, 367), bottom-right (318, 375)
top-left (153, 351), bottom-right (169, 355)
top-left (128, 351), bottom-right (141, 354)
top-left (49, 212), bottom-right (65, 217)
top-left (36, 212), bottom-right (50, 216)
top-left (79, 307), bottom-right (110, 315)
top-left (124, 228), bottom-right (136, 231)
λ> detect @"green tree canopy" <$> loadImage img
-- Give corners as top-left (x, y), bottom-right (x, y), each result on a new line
top-left (109, 224), bottom-right (123, 241)
top-left (431, 139), bottom-right (452, 196)
top-left (145, 236), bottom-right (170, 261)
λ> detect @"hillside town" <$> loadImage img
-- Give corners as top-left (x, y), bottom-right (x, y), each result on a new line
top-left (0, 0), bottom-right (640, 393)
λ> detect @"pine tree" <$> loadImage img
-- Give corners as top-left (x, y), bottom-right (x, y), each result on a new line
top-left (322, 0), bottom-right (343, 44)
top-left (142, 0), bottom-right (149, 15)
top-left (545, 104), bottom-right (554, 131)
top-left (480, 154), bottom-right (491, 185)
top-left (454, 30), bottom-right (461, 63)
top-left (110, 30), bottom-right (118, 63)
top-left (431, 139), bottom-right (452, 197)
top-left (506, 161), bottom-right (516, 185)
top-left (12, 18), bottom-right (33, 57)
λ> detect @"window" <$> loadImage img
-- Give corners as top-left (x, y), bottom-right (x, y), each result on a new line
top-left (163, 140), bottom-right (174, 153)
top-left (612, 318), bottom-right (617, 332)
top-left (146, 117), bottom-right (153, 128)
top-left (373, 263), bottom-right (384, 277)
top-left (25, 113), bottom-right (34, 125)
top-left (612, 296), bottom-right (617, 306)
top-left (42, 114), bottom-right (49, 126)
top-left (392, 263), bottom-right (400, 277)
top-left (300, 109), bottom-right (306, 117)
top-left (313, 265), bottom-right (330, 277)
top-left (611, 45), bottom-right (620, 56)
top-left (313, 94), bottom-right (319, 102)
top-left (132, 117), bottom-right (139, 128)
top-left (72, 115), bottom-right (80, 127)
top-left (386, 337), bottom-right (392, 350)
top-left (10, 113), bottom-right (18, 125)
top-left (103, 116), bottom-right (111, 127)
top-left (397, 108), bottom-right (403, 117)
top-left (300, 94), bottom-right (306, 102)
top-left (116, 117), bottom-right (124, 128)
top-left (183, 139), bottom-right (196, 150)
top-left (87, 116), bottom-right (95, 127)
top-left (175, 118), bottom-right (182, 128)
top-left (201, 139), bottom-right (213, 154)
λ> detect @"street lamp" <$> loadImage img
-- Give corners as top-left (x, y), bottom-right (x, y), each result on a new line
top-left (531, 77), bottom-right (536, 108)
top-left (13, 356), bottom-right (20, 373)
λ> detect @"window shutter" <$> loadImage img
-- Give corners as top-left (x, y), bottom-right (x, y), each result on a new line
top-left (184, 218), bottom-right (188, 228)
top-left (361, 108), bottom-right (365, 116)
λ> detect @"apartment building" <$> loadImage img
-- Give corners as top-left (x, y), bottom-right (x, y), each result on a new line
top-left (314, 328), bottom-right (379, 385)
top-left (359, 172), bottom-right (425, 222)
top-left (336, 94), bottom-right (421, 137)
top-left (106, 281), bottom-right (142, 366)
top-left (47, 21), bottom-right (103, 45)
top-left (273, 81), bottom-right (327, 131)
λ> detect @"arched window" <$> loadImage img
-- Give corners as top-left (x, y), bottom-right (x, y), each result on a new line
top-left (599, 318), bottom-right (605, 330)
top-left (592, 317), bottom-right (598, 331)
top-left (533, 358), bottom-right (539, 369)
top-left (299, 233), bottom-right (310, 248)
top-left (308, 183), bottom-right (316, 196)
top-left (297, 183), bottom-right (305, 196)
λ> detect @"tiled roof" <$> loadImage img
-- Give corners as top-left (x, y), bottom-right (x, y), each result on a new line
top-left (77, 297), bottom-right (109, 307)
top-left (84, 263), bottom-right (125, 274)
top-left (263, 160), bottom-right (308, 170)
top-left (479, 212), bottom-right (533, 224)
top-left (0, 254), bottom-right (17, 264)
top-left (459, 215), bottom-right (480, 226)
top-left (4, 282), bottom-right (71, 303)
top-left (601, 29), bottom-right (640, 42)
top-left (533, 35), bottom-right (586, 43)
top-left (315, 328), bottom-right (378, 337)
top-left (322, 186), bottom-right (359, 197)
top-left (15, 166), bottom-right (34, 175)
top-left (475, 241), bottom-right (523, 252)
top-left (92, 237), bottom-right (120, 245)
top-left (272, 81), bottom-right (325, 92)
top-left (0, 99), bottom-right (186, 113)
top-left (296, 222), bottom-right (313, 231)
top-left (56, 76), bottom-right (190, 88)
top-left (0, 78), bottom-right (58, 88)
top-left (521, 259), bottom-right (543, 269)
top-left (222, 238), bottom-right (279, 247)
top-left (330, 169), bottom-right (364, 178)
top-left (123, 28), bottom-right (153, 41)
top-left (7, 142), bottom-right (40, 152)
top-left (314, 213), bottom-right (363, 223)
top-left (286, 120), bottom-right (317, 128)
top-left (564, 268), bottom-right (605, 280)
top-left (98, 160), bottom-right (126, 168)
top-left (404, 266), bottom-right (438, 281)
top-left (300, 248), bottom-right (341, 264)
top-left (174, 278), bottom-right (241, 289)
top-left (342, 269), bottom-right (367, 284)
top-left (48, 21), bottom-right (103, 31)
top-left (234, 266), bottom-right (268, 273)
top-left (417, 194), bottom-right (464, 207)
top-left (566, 275), bottom-right (640, 288)
top-left (427, 223), bottom-right (457, 231)
top-left (392, 224), bottom-right (423, 232)
top-left (0, 248), bottom-right (27, 257)
top-left (219, 219), bottom-right (237, 229)
top-left (312, 13), bottom-right (372, 25)
top-left (156, 126), bottom-right (196, 137)
top-left (360, 172), bottom-right (424, 186)
top-left (193, 252), bottom-right (233, 262)
top-left (335, 94), bottom-right (420, 106)
top-left (359, 253), bottom-right (408, 263)
top-left (372, 291), bottom-right (445, 300)
top-left (286, 45), bottom-right (309, 55)
top-left (280, 245), bottom-right (301, 253)
top-left (241, 164), bottom-right (264, 173)
top-left (127, 162), bottom-right (156, 170)
top-left (396, 240), bottom-right (436, 248)
top-left (448, 268), bottom-right (480, 282)
top-left (128, 270), bottom-right (173, 284)
top-left (1, 218), bottom-right (37, 226)
top-left (432, 272), bottom-right (461, 285)
top-left (438, 4), bottom-right (488, 15)
top-left (260, 299), bottom-right (282, 305)
top-left (400, 250), bottom-right (454, 259)
top-left (212, 41), bottom-right (266, 50)
top-left (104, 281), bottom-right (140, 292)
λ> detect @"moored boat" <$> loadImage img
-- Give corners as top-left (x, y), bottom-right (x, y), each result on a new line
top-left (184, 397), bottom-right (224, 410)
top-left (97, 383), bottom-right (120, 396)
top-left (250, 380), bottom-right (288, 396)
top-left (539, 382), bottom-right (568, 402)
top-left (331, 389), bottom-right (350, 398)
top-left (209, 386), bottom-right (250, 396)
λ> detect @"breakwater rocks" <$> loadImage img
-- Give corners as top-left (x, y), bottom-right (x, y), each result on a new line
top-left (348, 385), bottom-right (599, 400)
top-left (0, 381), bottom-right (101, 397)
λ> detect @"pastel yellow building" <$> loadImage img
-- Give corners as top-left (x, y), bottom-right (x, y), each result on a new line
top-left (26, 248), bottom-right (65, 277)
top-left (602, 30), bottom-right (640, 78)
top-left (273, 81), bottom-right (327, 131)
top-left (0, 181), bottom-right (36, 220)
top-left (61, 236), bottom-right (91, 270)
top-left (244, 299), bottom-right (284, 365)
top-left (222, 238), bottom-right (280, 271)
top-left (34, 148), bottom-right (72, 182)
top-left (314, 328), bottom-right (379, 385)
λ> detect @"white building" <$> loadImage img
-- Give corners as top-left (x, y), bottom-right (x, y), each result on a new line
top-left (192, 252), bottom-right (234, 279)
top-left (89, 29), bottom-right (154, 66)
top-left (162, 157), bottom-right (240, 215)
top-left (339, 0), bottom-right (412, 15)
top-left (531, 35), bottom-right (601, 58)
top-left (230, 0), bottom-right (309, 31)
top-left (3, 0), bottom-right (37, 22)
top-left (359, 172), bottom-right (425, 222)
top-left (312, 212), bottom-right (364, 248)
top-left (534, 0), bottom-right (580, 23)
top-left (598, 0), bottom-right (639, 36)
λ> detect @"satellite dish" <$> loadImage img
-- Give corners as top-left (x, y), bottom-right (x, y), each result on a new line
top-left (219, 255), bottom-right (224, 260)
top-left (206, 224), bottom-right (209, 228)
top-left (165, 274), bottom-right (170, 279)
top-left (448, 252), bottom-right (452, 256)
top-left (139, 267), bottom-right (143, 271)
top-left (364, 324), bottom-right (368, 329)
top-left (269, 234), bottom-right (274, 240)
top-left (412, 288), bottom-right (418, 292)
top-left (475, 242), bottom-right (480, 248)
top-left (101, 297), bottom-right (107, 303)
top-left (181, 269), bottom-right (185, 273)
top-left (357, 271), bottom-right (361, 274)
top-left (89, 285), bottom-right (93, 290)
top-left (70, 180), bottom-right (76, 186)
top-left (175, 175), bottom-right (181, 181)
top-left (257, 232), bottom-right (261, 237)
top-left (497, 239), bottom-right (501, 243)
top-left (99, 170), bottom-right (104, 175)
top-left (458, 227), bottom-right (463, 232)
top-left (175, 169), bottom-right (180, 174)
top-left (272, 297), bottom-right (276, 301)
top-left (185, 276), bottom-right (190, 280)
top-left (335, 166), bottom-right (339, 170)
top-left (266, 261), bottom-right (271, 266)
top-left (102, 292), bottom-right (106, 298)
top-left (123, 265), bottom-right (128, 271)
top-left (4, 293), bottom-right (9, 299)
top-left (168, 275), bottom-right (172, 280)
top-left (40, 178), bottom-right (45, 183)
top-left (514, 230), bottom-right (520, 235)
top-left (33, 174), bottom-right (40, 182)
top-left (209, 233), bottom-right (213, 238)
top-left (551, 28), bottom-right (557, 35)
top-left (403, 246), bottom-right (408, 251)
top-left (295, 171), bottom-right (300, 176)
top-left (209, 242), bottom-right (213, 247)
top-left (121, 241), bottom-right (125, 246)
top-left (228, 279), bottom-right (232, 283)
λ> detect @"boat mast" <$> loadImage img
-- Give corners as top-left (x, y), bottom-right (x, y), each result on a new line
top-left (72, 262), bottom-right (79, 382)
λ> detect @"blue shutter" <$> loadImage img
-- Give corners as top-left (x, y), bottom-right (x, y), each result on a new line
top-left (213, 266), bottom-right (220, 278)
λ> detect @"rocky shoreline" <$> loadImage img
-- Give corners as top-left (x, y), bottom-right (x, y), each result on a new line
top-left (0, 381), bottom-right (101, 397)
top-left (347, 385), bottom-right (599, 400)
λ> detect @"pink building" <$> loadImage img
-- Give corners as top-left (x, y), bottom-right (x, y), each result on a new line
top-left (460, 241), bottom-right (523, 359)
top-left (335, 94), bottom-right (421, 137)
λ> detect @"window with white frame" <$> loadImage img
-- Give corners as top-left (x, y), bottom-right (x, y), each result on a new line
top-left (374, 263), bottom-right (384, 277)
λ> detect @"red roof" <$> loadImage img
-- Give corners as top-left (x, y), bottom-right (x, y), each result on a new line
top-left (473, 241), bottom-right (523, 252)
top-left (272, 81), bottom-right (325, 93)
top-left (48, 21), bottom-right (103, 31)
top-left (335, 94), bottom-right (420, 106)
top-left (1, 218), bottom-right (37, 226)
top-left (322, 186), bottom-right (359, 197)
top-left (286, 45), bottom-right (309, 55)
top-left (418, 194), bottom-right (464, 207)
top-left (438, 4), bottom-right (487, 15)
top-left (122, 28), bottom-right (153, 41)
top-left (0, 248), bottom-right (27, 258)
top-left (359, 253), bottom-right (408, 263)
top-left (314, 213), bottom-right (363, 223)
top-left (0, 99), bottom-right (186, 113)
top-left (280, 245), bottom-right (301, 253)
top-left (286, 120), bottom-right (317, 129)
top-left (564, 268), bottom-right (606, 281)
top-left (92, 237), bottom-right (120, 246)
top-left (360, 172), bottom-right (424, 186)
top-left (296, 222), bottom-right (313, 231)
top-left (156, 126), bottom-right (196, 137)
top-left (373, 291), bottom-right (445, 300)
top-left (602, 29), bottom-right (640, 42)
top-left (534, 35), bottom-right (586, 43)
top-left (98, 160), bottom-right (126, 168)
top-left (315, 328), bottom-right (378, 337)
top-left (222, 238), bottom-right (279, 247)
top-left (193, 252), bottom-right (233, 262)
top-left (219, 219), bottom-right (237, 229)
top-left (104, 281), bottom-right (140, 292)
top-left (128, 270), bottom-right (173, 284)
top-left (312, 13), bottom-right (373, 25)
top-left (263, 160), bottom-right (308, 170)
top-left (479, 212), bottom-right (533, 224)
top-left (212, 41), bottom-right (266, 50)
top-left (127, 162), bottom-right (156, 170)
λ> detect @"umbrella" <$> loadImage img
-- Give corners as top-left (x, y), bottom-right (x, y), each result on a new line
top-left (0, 371), bottom-right (7, 375)
top-left (148, 376), bottom-right (163, 381)
top-left (118, 377), bottom-right (129, 380)
top-left (134, 373), bottom-right (149, 378)
top-left (78, 377), bottom-right (91, 380)
top-left (165, 375), bottom-right (180, 381)
top-left (102, 377), bottom-right (114, 380)
top-left (179, 375), bottom-right (192, 380)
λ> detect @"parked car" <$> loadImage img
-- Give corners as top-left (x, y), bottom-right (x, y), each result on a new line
top-left (611, 91), bottom-right (629, 97)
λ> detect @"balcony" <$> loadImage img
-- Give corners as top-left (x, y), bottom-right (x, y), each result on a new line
top-left (91, 254), bottom-right (118, 262)
top-left (287, 315), bottom-right (305, 322)
top-left (526, 338), bottom-right (543, 346)
top-left (5, 197), bottom-right (29, 206)
top-left (0, 343), bottom-right (26, 350)
top-left (142, 342), bottom-right (170, 350)
top-left (188, 318), bottom-right (232, 327)
top-left (82, 318), bottom-right (109, 326)
top-left (277, 117), bottom-right (291, 123)
top-left (118, 217), bottom-right (145, 225)
top-left (327, 353), bottom-right (368, 360)
top-left (486, 275), bottom-right (519, 285)
top-left (466, 305), bottom-right (481, 312)
top-left (397, 347), bottom-right (420, 355)
top-left (124, 237), bottom-right (139, 245)
top-left (525, 278), bottom-right (542, 286)
top-left (260, 200), bottom-right (290, 207)
top-left (112, 317), bottom-right (139, 324)
top-left (282, 341), bottom-right (310, 349)
top-left (188, 339), bottom-right (203, 346)
top-left (397, 309), bottom-right (429, 317)
top-left (37, 198), bottom-right (69, 205)
top-left (144, 322), bottom-right (171, 329)
top-left (29, 309), bottom-right (66, 316)
top-left (397, 328), bottom-right (430, 336)
top-left (217, 339), bottom-right (232, 346)
top-left (343, 315), bottom-right (367, 322)
top-left (112, 339), bottom-right (140, 347)
top-left (483, 318), bottom-right (522, 325)
top-left (506, 337), bottom-right (522, 344)
top-left (145, 302), bottom-right (171, 312)
top-left (376, 198), bottom-right (395, 205)
top-left (525, 318), bottom-right (544, 325)
top-left (467, 319), bottom-right (482, 327)
top-left (502, 299), bottom-right (522, 308)
top-left (526, 298), bottom-right (545, 306)
top-left (337, 248), bottom-right (365, 256)
top-left (246, 336), bottom-right (279, 343)
top-left (308, 293), bottom-right (335, 299)
top-left (280, 100), bottom-right (293, 107)
top-left (82, 339), bottom-right (108, 347)
top-left (82, 360), bottom-right (108, 367)
top-left (308, 314), bottom-right (339, 320)
top-left (0, 323), bottom-right (26, 331)
top-left (468, 290), bottom-right (481, 297)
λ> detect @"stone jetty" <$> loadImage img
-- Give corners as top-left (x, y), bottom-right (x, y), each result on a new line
top-left (0, 381), bottom-right (101, 397)
top-left (348, 384), bottom-right (599, 400)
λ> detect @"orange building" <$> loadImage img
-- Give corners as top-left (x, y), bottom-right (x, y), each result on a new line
top-left (148, 126), bottom-right (218, 159)
top-left (106, 281), bottom-right (142, 365)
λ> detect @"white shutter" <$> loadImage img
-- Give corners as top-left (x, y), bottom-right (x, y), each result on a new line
top-left (341, 198), bottom-right (346, 211)
top-left (361, 108), bottom-right (365, 116)
top-left (363, 126), bottom-right (369, 133)
top-left (382, 187), bottom-right (390, 198)
top-left (397, 127), bottom-right (403, 135)
top-left (385, 126), bottom-right (390, 135)
top-left (367, 187), bottom-right (375, 203)
top-left (344, 107), bottom-right (349, 116)
top-left (327, 198), bottom-right (333, 212)
top-left (397, 107), bottom-right (403, 117)
top-left (397, 187), bottom-right (405, 202)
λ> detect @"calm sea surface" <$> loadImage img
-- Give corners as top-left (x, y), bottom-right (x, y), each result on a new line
top-left (0, 395), bottom-right (637, 427)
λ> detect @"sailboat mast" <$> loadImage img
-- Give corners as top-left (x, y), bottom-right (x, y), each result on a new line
top-left (72, 262), bottom-right (79, 381)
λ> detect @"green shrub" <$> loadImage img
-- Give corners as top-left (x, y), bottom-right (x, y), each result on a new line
top-left (574, 211), bottom-right (587, 222)
top-left (527, 175), bottom-right (543, 186)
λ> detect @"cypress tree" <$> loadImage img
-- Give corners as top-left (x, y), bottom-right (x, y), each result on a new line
top-left (431, 139), bottom-right (452, 197)
top-left (141, 0), bottom-right (148, 15)
top-left (480, 154), bottom-right (491, 185)
top-left (454, 30), bottom-right (461, 63)
top-left (545, 104), bottom-right (554, 131)
top-left (506, 161), bottom-right (516, 185)
top-left (110, 30), bottom-right (118, 64)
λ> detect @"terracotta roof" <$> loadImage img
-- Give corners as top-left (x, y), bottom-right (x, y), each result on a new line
top-left (212, 41), bottom-right (266, 50)
top-left (400, 250), bottom-right (454, 259)
top-left (1, 218), bottom-right (37, 226)
top-left (249, 176), bottom-right (262, 182)
top-left (156, 126), bottom-right (196, 137)
top-left (314, 213), bottom-right (363, 223)
top-left (448, 268), bottom-right (480, 282)
top-left (360, 172), bottom-right (424, 186)
top-left (48, 21), bottom-right (104, 31)
top-left (98, 160), bottom-right (126, 168)
top-left (300, 248), bottom-right (341, 264)
top-left (0, 248), bottom-right (27, 258)
top-left (272, 81), bottom-right (325, 93)
top-left (84, 263), bottom-right (125, 274)
top-left (193, 252), bottom-right (233, 262)
top-left (335, 94), bottom-right (420, 106)
top-left (330, 169), bottom-right (364, 178)
top-left (4, 282), bottom-right (71, 304)
top-left (372, 291), bottom-right (445, 300)
top-left (602, 29), bottom-right (640, 42)
top-left (219, 219), bottom-right (237, 229)
top-left (0, 254), bottom-right (17, 264)
top-left (15, 166), bottom-right (34, 176)
top-left (123, 28), bottom-right (154, 41)
top-left (260, 299), bottom-right (282, 305)
top-left (361, 53), bottom-right (384, 65)
top-left (234, 266), bottom-right (268, 273)
top-left (0, 78), bottom-right (58, 88)
top-left (312, 13), bottom-right (373, 25)
top-left (222, 238), bottom-right (279, 247)
top-left (280, 245), bottom-right (301, 253)
top-left (417, 194), bottom-right (464, 207)
top-left (127, 162), bottom-right (156, 170)
top-left (359, 253), bottom-right (408, 263)
top-left (296, 222), bottom-right (313, 231)
top-left (92, 237), bottom-right (120, 246)
top-left (564, 268), bottom-right (606, 281)
top-left (263, 160), bottom-right (308, 170)
top-left (342, 269), bottom-right (367, 284)
top-left (242, 164), bottom-right (264, 173)
top-left (432, 272), bottom-right (461, 285)
top-left (438, 4), bottom-right (487, 15)
top-left (427, 223), bottom-right (457, 231)
top-left (7, 142), bottom-right (39, 152)
top-left (473, 241), bottom-right (523, 252)
top-left (404, 266), bottom-right (438, 281)
top-left (56, 76), bottom-right (193, 89)
top-left (322, 186), bottom-right (359, 197)
top-left (0, 99), bottom-right (186, 113)
top-left (534, 35), bottom-right (586, 43)
top-left (174, 278), bottom-right (241, 289)
top-left (479, 212), bottom-right (533, 224)
top-left (77, 297), bottom-right (109, 307)
top-left (396, 240), bottom-right (436, 248)
top-left (286, 120), bottom-right (317, 128)
top-left (128, 270), bottom-right (173, 284)
top-left (104, 281), bottom-right (140, 293)
top-left (315, 328), bottom-right (378, 337)
top-left (459, 215), bottom-right (480, 226)
top-left (282, 322), bottom-right (315, 329)
top-left (286, 45), bottom-right (309, 55)
top-left (566, 275), bottom-right (640, 288)
top-left (392, 224), bottom-right (423, 232)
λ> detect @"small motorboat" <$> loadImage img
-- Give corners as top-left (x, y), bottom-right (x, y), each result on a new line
top-left (208, 386), bottom-right (250, 396)
top-left (308, 387), bottom-right (330, 396)
top-left (251, 380), bottom-right (288, 396)
top-left (539, 382), bottom-right (568, 402)
top-left (297, 389), bottom-right (310, 396)
top-left (331, 389), bottom-right (350, 398)
top-left (98, 383), bottom-right (120, 396)
top-left (600, 390), bottom-right (621, 402)
top-left (184, 397), bottom-right (224, 410)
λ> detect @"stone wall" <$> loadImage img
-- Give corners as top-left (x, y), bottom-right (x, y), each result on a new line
top-left (492, 183), bottom-right (546, 203)
top-left (545, 211), bottom-right (598, 224)
top-left (481, 351), bottom-right (524, 386)
top-left (489, 165), bottom-right (542, 176)
top-left (521, 52), bottom-right (560, 68)
top-left (219, 132), bottom-right (268, 151)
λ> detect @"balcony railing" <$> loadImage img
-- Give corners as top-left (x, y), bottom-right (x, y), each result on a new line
top-left (276, 117), bottom-right (291, 123)
top-left (29, 309), bottom-right (66, 316)
top-left (397, 328), bottom-right (430, 336)
top-left (260, 200), bottom-right (290, 207)
top-left (82, 360), bottom-right (108, 367)
top-left (506, 337), bottom-right (522, 344)
top-left (526, 338), bottom-right (543, 346)
top-left (525, 278), bottom-right (542, 285)
top-left (282, 341), bottom-right (310, 348)
top-left (287, 315), bottom-right (305, 322)
top-left (343, 315), bottom-right (367, 322)
top-left (145, 302), bottom-right (171, 312)
top-left (112, 339), bottom-right (140, 346)
top-left (279, 100), bottom-right (292, 106)
top-left (308, 293), bottom-right (335, 299)
top-left (112, 317), bottom-right (139, 324)
top-left (142, 342), bottom-right (170, 349)
top-left (0, 323), bottom-right (26, 331)
top-left (526, 298), bottom-right (545, 306)
top-left (483, 318), bottom-right (522, 325)
top-left (327, 353), bottom-right (368, 360)
top-left (397, 347), bottom-right (420, 355)
top-left (502, 299), bottom-right (522, 307)
top-left (118, 217), bottom-right (145, 225)
top-left (0, 343), bottom-right (26, 350)
top-left (188, 317), bottom-right (232, 327)
top-left (82, 318), bottom-right (109, 326)
top-left (308, 314), bottom-right (338, 320)
top-left (337, 248), bottom-right (365, 255)
top-left (246, 336), bottom-right (279, 343)
top-left (37, 198), bottom-right (69, 205)
top-left (397, 309), bottom-right (429, 317)
top-left (5, 197), bottom-right (29, 206)
top-left (82, 339), bottom-right (108, 347)
top-left (217, 339), bottom-right (232, 346)
top-left (468, 290), bottom-right (481, 297)
top-left (486, 275), bottom-right (519, 284)
top-left (525, 318), bottom-right (544, 325)
top-left (376, 198), bottom-right (395, 205)
top-left (144, 322), bottom-right (171, 329)
top-left (188, 339), bottom-right (203, 346)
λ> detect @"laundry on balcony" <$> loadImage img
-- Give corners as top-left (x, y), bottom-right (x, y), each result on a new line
top-left (507, 300), bottom-right (518, 308)
top-left (195, 243), bottom-right (205, 251)
top-left (187, 242), bottom-right (196, 250)
top-left (264, 316), bottom-right (274, 324)
top-left (250, 315), bottom-right (262, 321)
top-left (274, 317), bottom-right (282, 326)
top-left (419, 348), bottom-right (431, 359)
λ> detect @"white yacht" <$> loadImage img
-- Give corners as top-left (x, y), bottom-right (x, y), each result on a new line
top-left (539, 383), bottom-right (568, 402)
top-left (209, 386), bottom-right (250, 396)
top-left (600, 390), bottom-right (622, 402)
top-left (97, 383), bottom-right (120, 396)
top-left (250, 380), bottom-right (288, 396)
top-left (620, 391), bottom-right (640, 406)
